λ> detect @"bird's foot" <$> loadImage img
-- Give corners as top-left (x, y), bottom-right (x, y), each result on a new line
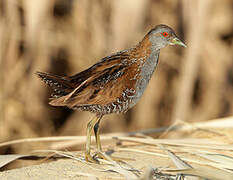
top-left (93, 150), bottom-right (132, 163)
top-left (85, 152), bottom-right (99, 163)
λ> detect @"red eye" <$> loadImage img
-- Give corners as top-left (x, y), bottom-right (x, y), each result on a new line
top-left (162, 32), bottom-right (169, 37)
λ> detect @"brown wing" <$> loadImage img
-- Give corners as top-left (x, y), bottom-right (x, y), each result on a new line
top-left (49, 51), bottom-right (139, 108)
top-left (37, 50), bottom-right (130, 99)
top-left (36, 72), bottom-right (76, 97)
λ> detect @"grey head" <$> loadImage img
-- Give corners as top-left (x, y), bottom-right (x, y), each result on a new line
top-left (147, 24), bottom-right (186, 50)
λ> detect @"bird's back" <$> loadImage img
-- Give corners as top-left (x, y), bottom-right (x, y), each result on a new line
top-left (36, 35), bottom-right (160, 115)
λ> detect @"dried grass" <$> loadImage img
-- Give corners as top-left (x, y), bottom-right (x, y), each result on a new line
top-left (0, 117), bottom-right (233, 179)
top-left (0, 0), bottom-right (233, 179)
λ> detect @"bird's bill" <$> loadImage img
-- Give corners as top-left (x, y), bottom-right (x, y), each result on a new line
top-left (170, 37), bottom-right (187, 47)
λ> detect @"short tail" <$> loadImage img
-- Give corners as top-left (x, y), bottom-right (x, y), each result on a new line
top-left (36, 71), bottom-right (74, 98)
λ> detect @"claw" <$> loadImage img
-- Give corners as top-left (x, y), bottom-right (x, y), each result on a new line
top-left (85, 152), bottom-right (99, 163)
top-left (94, 151), bottom-right (131, 163)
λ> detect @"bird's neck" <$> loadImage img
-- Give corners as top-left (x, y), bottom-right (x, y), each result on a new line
top-left (140, 35), bottom-right (160, 51)
top-left (135, 36), bottom-right (160, 58)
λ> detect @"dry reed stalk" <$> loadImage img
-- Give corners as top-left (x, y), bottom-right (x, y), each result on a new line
top-left (0, 0), bottom-right (232, 159)
top-left (172, 0), bottom-right (210, 122)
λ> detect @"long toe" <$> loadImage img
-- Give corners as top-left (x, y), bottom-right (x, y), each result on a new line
top-left (94, 151), bottom-right (132, 163)
top-left (85, 152), bottom-right (99, 163)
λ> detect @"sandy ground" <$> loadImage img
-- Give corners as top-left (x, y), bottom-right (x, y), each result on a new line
top-left (0, 147), bottom-right (176, 180)
top-left (1, 135), bottom-right (233, 180)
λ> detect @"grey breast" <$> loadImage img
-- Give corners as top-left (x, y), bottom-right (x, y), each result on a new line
top-left (129, 50), bottom-right (160, 109)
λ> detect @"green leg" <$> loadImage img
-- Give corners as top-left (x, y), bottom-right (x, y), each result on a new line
top-left (85, 114), bottom-right (102, 163)
top-left (92, 115), bottom-right (131, 162)
top-left (94, 116), bottom-right (103, 152)
top-left (93, 115), bottom-right (109, 160)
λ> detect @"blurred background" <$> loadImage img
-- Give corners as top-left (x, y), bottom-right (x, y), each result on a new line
top-left (0, 0), bottom-right (232, 155)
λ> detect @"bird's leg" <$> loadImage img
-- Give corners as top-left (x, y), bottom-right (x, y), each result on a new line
top-left (93, 116), bottom-right (126, 162)
top-left (93, 116), bottom-right (108, 160)
top-left (94, 117), bottom-right (102, 152)
top-left (85, 114), bottom-right (102, 163)
top-left (90, 115), bottom-right (130, 162)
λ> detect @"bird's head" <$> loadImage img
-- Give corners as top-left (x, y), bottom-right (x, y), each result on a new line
top-left (147, 24), bottom-right (186, 50)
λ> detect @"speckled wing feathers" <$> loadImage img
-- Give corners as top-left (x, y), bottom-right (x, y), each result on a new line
top-left (38, 36), bottom-right (153, 114)
top-left (36, 72), bottom-right (75, 98)
top-left (49, 50), bottom-right (139, 109)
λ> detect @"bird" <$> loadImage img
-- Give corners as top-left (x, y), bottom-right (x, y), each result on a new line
top-left (36, 24), bottom-right (186, 163)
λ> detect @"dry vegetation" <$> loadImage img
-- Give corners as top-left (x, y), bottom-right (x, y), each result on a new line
top-left (0, 0), bottom-right (233, 179)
